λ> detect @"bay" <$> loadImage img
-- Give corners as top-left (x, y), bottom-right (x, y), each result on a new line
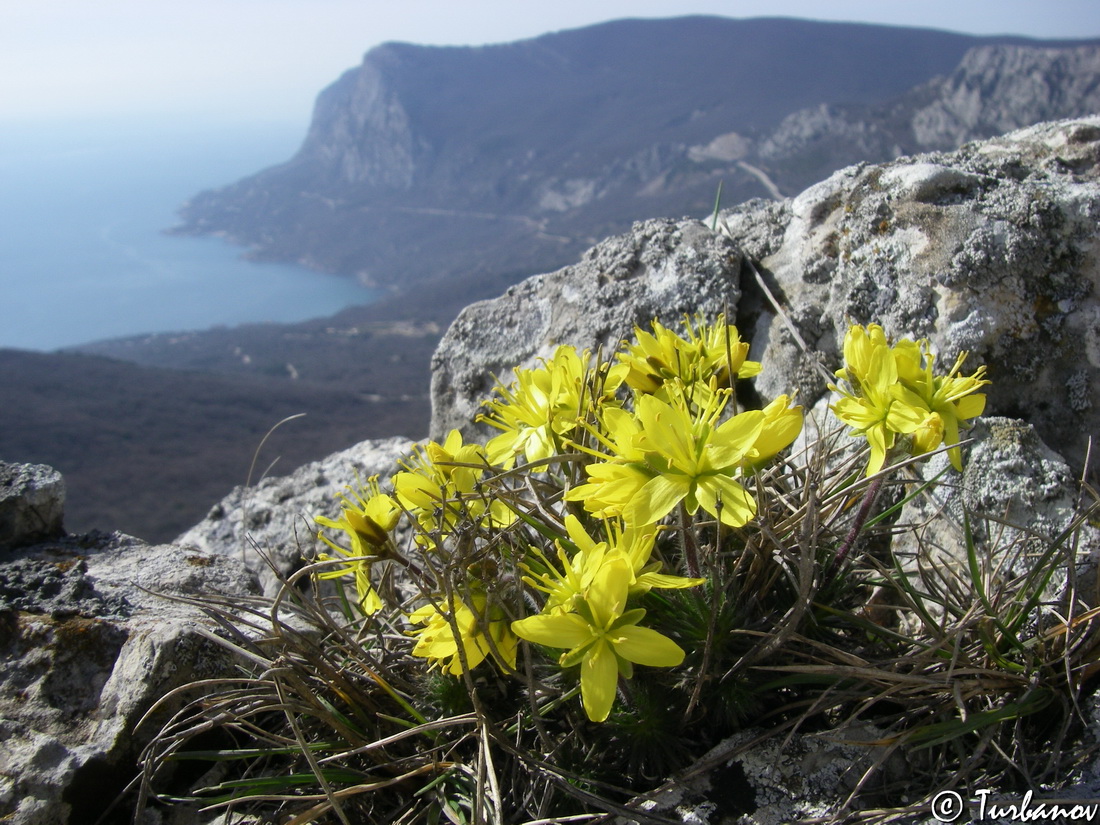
top-left (0, 116), bottom-right (373, 352)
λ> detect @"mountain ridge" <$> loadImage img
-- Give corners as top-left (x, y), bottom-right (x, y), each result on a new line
top-left (177, 17), bottom-right (1089, 288)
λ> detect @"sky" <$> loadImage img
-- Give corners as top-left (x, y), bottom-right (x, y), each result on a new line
top-left (5, 1), bottom-right (1100, 125)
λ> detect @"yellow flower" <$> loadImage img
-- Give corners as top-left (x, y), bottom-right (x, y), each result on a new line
top-left (831, 324), bottom-right (990, 473)
top-left (393, 430), bottom-right (512, 539)
top-left (569, 390), bottom-right (764, 527)
top-left (480, 345), bottom-right (619, 468)
top-left (909, 409), bottom-right (946, 456)
top-left (314, 476), bottom-right (399, 614)
top-left (512, 556), bottom-right (685, 722)
top-left (830, 325), bottom-right (930, 475)
top-left (565, 461), bottom-right (652, 521)
top-left (835, 323), bottom-right (890, 392)
top-left (409, 592), bottom-right (518, 676)
top-left (744, 394), bottom-right (804, 469)
top-left (617, 315), bottom-right (761, 402)
top-left (891, 342), bottom-right (989, 470)
top-left (523, 515), bottom-right (703, 612)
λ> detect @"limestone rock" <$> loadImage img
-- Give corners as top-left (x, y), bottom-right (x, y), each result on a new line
top-left (740, 116), bottom-right (1100, 472)
top-left (0, 461), bottom-right (65, 550)
top-left (906, 45), bottom-right (1100, 150)
top-left (880, 417), bottom-right (1100, 657)
top-left (0, 526), bottom-right (260, 825)
top-left (893, 417), bottom-right (1098, 594)
top-left (176, 436), bottom-right (414, 595)
top-left (430, 218), bottom-right (744, 440)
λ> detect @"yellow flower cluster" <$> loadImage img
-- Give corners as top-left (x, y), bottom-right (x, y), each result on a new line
top-left (830, 324), bottom-right (989, 474)
top-left (566, 388), bottom-right (801, 528)
top-left (514, 559), bottom-right (688, 722)
top-left (392, 429), bottom-right (513, 540)
top-left (617, 315), bottom-right (761, 400)
top-left (514, 515), bottom-right (703, 720)
top-left (479, 345), bottom-right (619, 468)
top-left (408, 591), bottom-right (517, 676)
top-left (311, 316), bottom-right (802, 721)
top-left (313, 316), bottom-right (990, 723)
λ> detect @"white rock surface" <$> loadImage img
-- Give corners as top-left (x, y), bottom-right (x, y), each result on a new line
top-left (0, 531), bottom-right (259, 825)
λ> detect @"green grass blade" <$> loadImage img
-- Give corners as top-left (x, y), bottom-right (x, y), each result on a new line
top-left (710, 180), bottom-right (724, 231)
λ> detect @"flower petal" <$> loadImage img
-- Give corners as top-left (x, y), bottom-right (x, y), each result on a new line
top-left (709, 410), bottom-right (765, 468)
top-left (564, 514), bottom-right (597, 555)
top-left (511, 612), bottom-right (592, 649)
top-left (697, 474), bottom-right (757, 527)
top-left (635, 572), bottom-right (706, 590)
top-left (954, 393), bottom-right (986, 421)
top-left (623, 474), bottom-right (688, 526)
top-left (612, 625), bottom-right (686, 667)
top-left (586, 556), bottom-right (631, 628)
top-left (581, 641), bottom-right (619, 722)
top-left (635, 394), bottom-right (698, 472)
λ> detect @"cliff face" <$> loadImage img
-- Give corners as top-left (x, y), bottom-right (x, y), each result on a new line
top-left (301, 49), bottom-right (422, 190)
top-left (758, 44), bottom-right (1100, 189)
top-left (177, 17), bottom-right (1086, 289)
top-left (911, 44), bottom-right (1100, 146)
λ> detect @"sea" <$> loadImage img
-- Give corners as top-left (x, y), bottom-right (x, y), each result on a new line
top-left (0, 116), bottom-right (374, 352)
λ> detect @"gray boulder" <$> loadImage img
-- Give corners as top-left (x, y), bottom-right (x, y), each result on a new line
top-left (1, 461), bottom-right (65, 550)
top-left (741, 116), bottom-right (1100, 473)
top-left (0, 462), bottom-right (261, 825)
top-left (430, 218), bottom-right (747, 439)
top-left (892, 417), bottom-right (1099, 607)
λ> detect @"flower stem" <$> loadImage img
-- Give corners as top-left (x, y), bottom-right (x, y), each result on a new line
top-left (824, 474), bottom-right (885, 585)
top-left (679, 501), bottom-right (701, 578)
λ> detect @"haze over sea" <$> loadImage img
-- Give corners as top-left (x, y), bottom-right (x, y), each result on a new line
top-left (0, 117), bottom-right (374, 352)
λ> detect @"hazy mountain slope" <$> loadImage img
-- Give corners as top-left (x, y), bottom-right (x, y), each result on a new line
top-left (0, 349), bottom-right (428, 541)
top-left (176, 17), bottom-right (1031, 286)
